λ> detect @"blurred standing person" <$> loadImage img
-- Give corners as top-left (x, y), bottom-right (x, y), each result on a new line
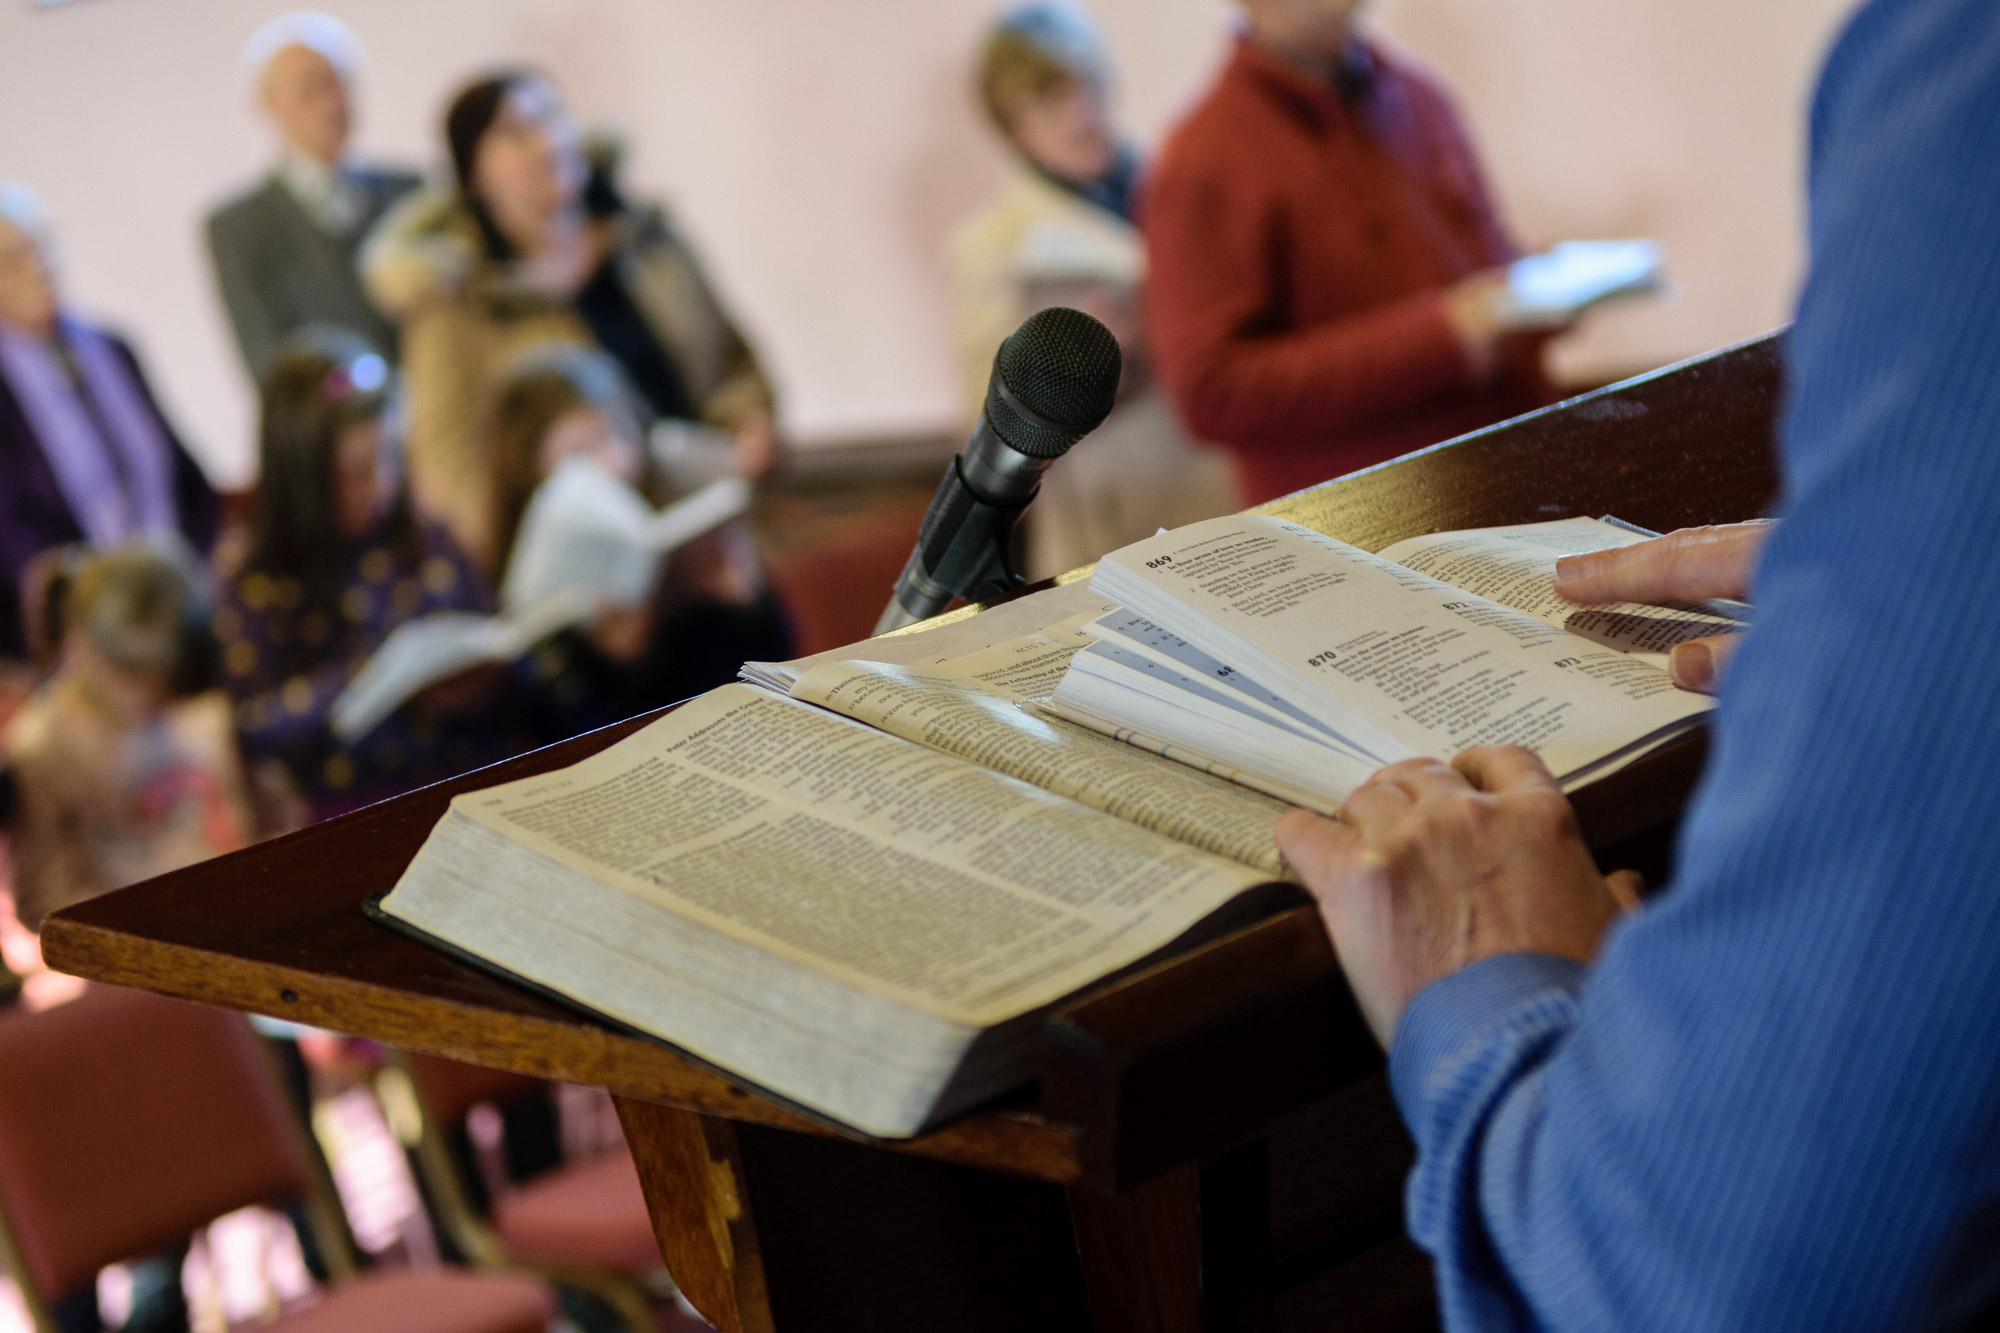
top-left (949, 3), bottom-right (1238, 578)
top-left (364, 72), bottom-right (778, 571)
top-left (2, 541), bottom-right (271, 934)
top-left (207, 13), bottom-right (421, 378)
top-left (1146, 0), bottom-right (1560, 504)
top-left (214, 331), bottom-right (525, 821)
top-left (0, 185), bottom-right (218, 661)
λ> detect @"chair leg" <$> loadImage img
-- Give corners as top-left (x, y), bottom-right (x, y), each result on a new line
top-left (0, 1186), bottom-right (60, 1333)
top-left (540, 1266), bottom-right (657, 1333)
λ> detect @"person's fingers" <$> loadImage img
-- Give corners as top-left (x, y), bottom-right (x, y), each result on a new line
top-left (1371, 756), bottom-right (1466, 803)
top-left (1341, 777), bottom-right (1415, 833)
top-left (1276, 808), bottom-right (1367, 891)
top-left (1554, 521), bottom-right (1773, 606)
top-left (1451, 745), bottom-right (1560, 794)
top-left (1605, 868), bottom-right (1645, 914)
top-left (1666, 632), bottom-right (1741, 693)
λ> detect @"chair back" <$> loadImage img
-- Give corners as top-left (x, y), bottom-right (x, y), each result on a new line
top-left (0, 986), bottom-right (311, 1300)
top-left (402, 1052), bottom-right (547, 1129)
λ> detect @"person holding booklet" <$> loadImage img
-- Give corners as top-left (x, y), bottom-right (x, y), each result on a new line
top-left (215, 331), bottom-right (530, 820)
top-left (1270, 1), bottom-right (2000, 1325)
top-left (481, 345), bottom-right (793, 744)
top-left (1144, 0), bottom-right (1659, 505)
top-left (362, 71), bottom-right (780, 572)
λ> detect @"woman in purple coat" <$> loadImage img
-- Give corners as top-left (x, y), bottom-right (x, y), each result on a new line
top-left (0, 184), bottom-right (218, 660)
top-left (214, 329), bottom-right (529, 820)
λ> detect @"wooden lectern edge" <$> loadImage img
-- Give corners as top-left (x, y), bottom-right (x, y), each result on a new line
top-left (36, 726), bottom-right (1708, 1196)
top-left (38, 330), bottom-right (1784, 1197)
top-left (38, 911), bottom-right (1089, 1185)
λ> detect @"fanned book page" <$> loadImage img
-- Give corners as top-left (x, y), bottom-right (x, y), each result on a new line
top-left (1055, 515), bottom-right (1717, 806)
top-left (790, 616), bottom-right (1295, 873)
top-left (1376, 517), bottom-right (1744, 669)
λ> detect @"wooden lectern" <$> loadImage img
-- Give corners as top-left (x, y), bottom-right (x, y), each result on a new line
top-left (40, 334), bottom-right (1784, 1332)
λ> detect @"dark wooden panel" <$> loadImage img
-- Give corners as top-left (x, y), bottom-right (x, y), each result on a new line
top-left (1266, 1076), bottom-right (1413, 1269)
top-left (1042, 902), bottom-right (1376, 1192)
top-left (731, 1121), bottom-right (1094, 1333)
top-left (1262, 334), bottom-right (1784, 550)
top-left (1274, 1237), bottom-right (1440, 1333)
top-left (1069, 1166), bottom-right (1205, 1333)
top-left (1200, 1142), bottom-right (1276, 1332)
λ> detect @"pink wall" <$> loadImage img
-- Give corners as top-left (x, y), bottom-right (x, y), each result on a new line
top-left (0, 0), bottom-right (1850, 485)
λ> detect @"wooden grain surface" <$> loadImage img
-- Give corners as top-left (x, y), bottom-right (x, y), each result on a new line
top-left (39, 332), bottom-right (1784, 1192)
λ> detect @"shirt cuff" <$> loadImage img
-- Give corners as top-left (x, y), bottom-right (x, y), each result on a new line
top-left (1390, 952), bottom-right (1587, 1125)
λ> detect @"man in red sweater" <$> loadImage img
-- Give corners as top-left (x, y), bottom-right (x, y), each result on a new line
top-left (1146, 0), bottom-right (1556, 503)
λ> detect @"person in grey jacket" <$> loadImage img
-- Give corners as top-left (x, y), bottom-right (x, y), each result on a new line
top-left (205, 13), bottom-right (419, 377)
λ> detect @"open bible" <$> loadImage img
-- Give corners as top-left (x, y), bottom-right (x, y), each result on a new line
top-left (1048, 515), bottom-right (1734, 807)
top-left (377, 577), bottom-right (1322, 1137)
top-left (378, 515), bottom-right (1728, 1138)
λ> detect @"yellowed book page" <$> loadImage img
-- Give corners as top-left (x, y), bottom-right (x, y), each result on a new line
top-left (749, 582), bottom-right (1116, 688)
top-left (1098, 516), bottom-right (1714, 780)
top-left (1377, 518), bottom-right (1740, 667)
top-left (791, 617), bottom-right (1291, 875)
top-left (1034, 695), bottom-right (1343, 816)
top-left (442, 684), bottom-right (1267, 1029)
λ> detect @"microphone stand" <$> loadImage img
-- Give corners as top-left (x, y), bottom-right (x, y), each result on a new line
top-left (871, 453), bottom-right (1032, 634)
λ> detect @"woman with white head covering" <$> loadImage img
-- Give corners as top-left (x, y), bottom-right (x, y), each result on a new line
top-left (0, 184), bottom-right (219, 661)
top-left (946, 3), bottom-right (1240, 579)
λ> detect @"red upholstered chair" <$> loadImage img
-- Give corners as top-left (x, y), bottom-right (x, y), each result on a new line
top-left (380, 1052), bottom-right (667, 1331)
top-left (762, 497), bottom-right (927, 655)
top-left (0, 986), bottom-right (556, 1333)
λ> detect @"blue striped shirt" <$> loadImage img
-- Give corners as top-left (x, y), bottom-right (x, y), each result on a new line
top-left (1390, 2), bottom-right (2000, 1327)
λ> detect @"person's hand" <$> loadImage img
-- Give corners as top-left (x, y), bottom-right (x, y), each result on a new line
top-left (587, 602), bottom-right (654, 664)
top-left (731, 412), bottom-right (781, 481)
top-left (1554, 520), bottom-right (1773, 692)
top-left (734, 415), bottom-right (780, 479)
top-left (1277, 749), bottom-right (1641, 1048)
top-left (1443, 269), bottom-right (1511, 382)
top-left (668, 525), bottom-right (763, 607)
top-left (1447, 263), bottom-right (1580, 382)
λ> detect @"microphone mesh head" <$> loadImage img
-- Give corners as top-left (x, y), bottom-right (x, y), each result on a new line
top-left (985, 307), bottom-right (1123, 459)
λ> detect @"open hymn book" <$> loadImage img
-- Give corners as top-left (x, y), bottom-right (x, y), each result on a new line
top-left (379, 515), bottom-right (1728, 1139)
top-left (1049, 514), bottom-right (1735, 806)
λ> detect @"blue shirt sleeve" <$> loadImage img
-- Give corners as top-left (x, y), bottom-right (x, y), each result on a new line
top-left (1387, 2), bottom-right (2000, 1327)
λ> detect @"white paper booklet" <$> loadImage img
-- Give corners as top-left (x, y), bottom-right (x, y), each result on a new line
top-left (648, 418), bottom-right (741, 493)
top-left (1504, 239), bottom-right (1663, 324)
top-left (1048, 515), bottom-right (1732, 808)
top-left (500, 458), bottom-right (751, 617)
top-left (329, 590), bottom-right (588, 741)
top-left (332, 461), bottom-right (750, 740)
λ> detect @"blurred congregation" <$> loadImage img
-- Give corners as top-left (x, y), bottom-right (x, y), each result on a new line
top-left (0, 0), bottom-right (1834, 1328)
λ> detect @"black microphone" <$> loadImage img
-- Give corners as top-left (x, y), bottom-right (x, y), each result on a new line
top-left (875, 307), bottom-right (1122, 633)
